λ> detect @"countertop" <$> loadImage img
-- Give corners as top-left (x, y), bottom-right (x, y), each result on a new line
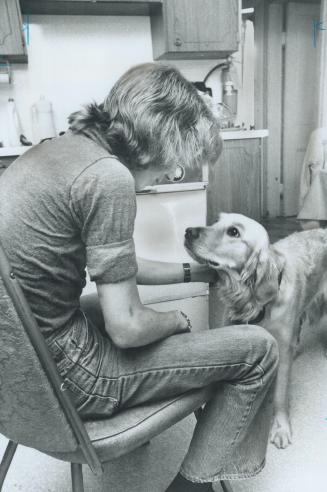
top-left (0, 130), bottom-right (269, 157)
top-left (220, 129), bottom-right (269, 140)
top-left (0, 146), bottom-right (29, 157)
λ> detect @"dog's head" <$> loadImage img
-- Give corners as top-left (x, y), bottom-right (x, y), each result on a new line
top-left (184, 212), bottom-right (270, 272)
top-left (185, 213), bottom-right (282, 321)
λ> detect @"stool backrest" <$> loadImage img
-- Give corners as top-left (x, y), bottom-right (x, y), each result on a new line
top-left (0, 241), bottom-right (102, 474)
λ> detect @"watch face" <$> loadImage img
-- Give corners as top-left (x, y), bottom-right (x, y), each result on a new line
top-left (160, 163), bottom-right (202, 185)
top-left (165, 164), bottom-right (185, 183)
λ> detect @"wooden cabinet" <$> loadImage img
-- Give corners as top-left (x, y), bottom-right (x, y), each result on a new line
top-left (150, 0), bottom-right (239, 60)
top-left (19, 0), bottom-right (239, 60)
top-left (20, 0), bottom-right (161, 16)
top-left (207, 135), bottom-right (264, 329)
top-left (207, 137), bottom-right (262, 224)
top-left (0, 0), bottom-right (27, 62)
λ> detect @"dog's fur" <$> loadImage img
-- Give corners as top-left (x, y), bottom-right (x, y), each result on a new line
top-left (185, 213), bottom-right (327, 449)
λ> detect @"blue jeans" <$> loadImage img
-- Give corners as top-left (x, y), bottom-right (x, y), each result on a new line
top-left (49, 307), bottom-right (279, 482)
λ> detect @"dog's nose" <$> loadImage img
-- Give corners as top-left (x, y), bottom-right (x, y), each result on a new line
top-left (185, 227), bottom-right (200, 240)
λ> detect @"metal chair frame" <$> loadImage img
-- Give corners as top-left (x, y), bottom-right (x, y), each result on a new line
top-left (0, 240), bottom-right (234, 492)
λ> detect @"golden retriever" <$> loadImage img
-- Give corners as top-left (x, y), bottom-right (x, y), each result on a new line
top-left (184, 212), bottom-right (327, 449)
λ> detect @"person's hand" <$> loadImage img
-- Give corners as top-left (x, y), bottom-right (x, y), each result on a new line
top-left (190, 263), bottom-right (219, 284)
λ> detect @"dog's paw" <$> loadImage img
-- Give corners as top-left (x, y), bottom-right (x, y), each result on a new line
top-left (270, 414), bottom-right (292, 449)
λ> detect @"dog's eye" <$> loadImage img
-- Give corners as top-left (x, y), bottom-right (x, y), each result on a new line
top-left (227, 227), bottom-right (240, 238)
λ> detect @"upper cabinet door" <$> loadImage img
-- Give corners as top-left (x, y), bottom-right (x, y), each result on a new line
top-left (0, 0), bottom-right (27, 62)
top-left (151, 0), bottom-right (240, 60)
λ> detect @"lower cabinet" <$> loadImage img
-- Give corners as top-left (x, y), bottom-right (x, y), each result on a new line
top-left (207, 137), bottom-right (262, 224)
top-left (207, 136), bottom-right (264, 329)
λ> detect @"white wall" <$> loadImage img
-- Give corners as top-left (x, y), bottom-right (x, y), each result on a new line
top-left (0, 15), bottom-right (254, 146)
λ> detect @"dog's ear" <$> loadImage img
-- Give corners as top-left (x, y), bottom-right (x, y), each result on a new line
top-left (217, 266), bottom-right (259, 322)
top-left (241, 248), bottom-right (261, 286)
top-left (250, 249), bottom-right (280, 306)
top-left (218, 266), bottom-right (243, 293)
top-left (217, 248), bottom-right (282, 322)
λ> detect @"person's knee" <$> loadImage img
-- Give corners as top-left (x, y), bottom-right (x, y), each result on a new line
top-left (235, 324), bottom-right (279, 372)
top-left (250, 324), bottom-right (279, 376)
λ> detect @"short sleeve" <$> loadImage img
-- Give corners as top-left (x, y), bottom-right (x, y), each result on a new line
top-left (69, 157), bottom-right (138, 283)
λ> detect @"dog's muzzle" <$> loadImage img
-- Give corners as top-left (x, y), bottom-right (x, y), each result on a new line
top-left (185, 227), bottom-right (201, 241)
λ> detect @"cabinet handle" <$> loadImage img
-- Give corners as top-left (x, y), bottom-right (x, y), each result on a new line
top-left (174, 37), bottom-right (182, 47)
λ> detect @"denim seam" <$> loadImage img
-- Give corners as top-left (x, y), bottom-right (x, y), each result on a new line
top-left (117, 361), bottom-right (255, 379)
top-left (55, 337), bottom-right (120, 402)
top-left (55, 341), bottom-right (112, 379)
top-left (180, 458), bottom-right (266, 483)
top-left (181, 363), bottom-right (265, 482)
top-left (232, 363), bottom-right (264, 442)
top-left (53, 341), bottom-right (78, 375)
top-left (86, 333), bottom-right (109, 397)
top-left (95, 375), bottom-right (118, 382)
top-left (64, 376), bottom-right (118, 402)
top-left (229, 368), bottom-right (263, 449)
top-left (181, 382), bottom-right (262, 481)
top-left (91, 393), bottom-right (189, 443)
top-left (54, 341), bottom-right (92, 378)
top-left (78, 309), bottom-right (90, 351)
top-left (54, 329), bottom-right (90, 369)
top-left (61, 339), bottom-right (106, 398)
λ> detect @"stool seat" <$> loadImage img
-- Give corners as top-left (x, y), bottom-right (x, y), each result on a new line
top-left (47, 386), bottom-right (214, 464)
top-left (0, 241), bottom-right (234, 492)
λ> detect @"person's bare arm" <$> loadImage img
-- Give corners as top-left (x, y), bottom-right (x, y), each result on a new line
top-left (97, 275), bottom-right (189, 349)
top-left (136, 258), bottom-right (217, 285)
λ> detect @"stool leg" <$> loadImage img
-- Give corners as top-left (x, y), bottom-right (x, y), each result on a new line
top-left (71, 463), bottom-right (84, 492)
top-left (0, 440), bottom-right (18, 491)
top-left (221, 480), bottom-right (234, 492)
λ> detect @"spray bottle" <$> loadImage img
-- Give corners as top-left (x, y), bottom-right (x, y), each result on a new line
top-left (222, 65), bottom-right (238, 127)
top-left (7, 98), bottom-right (23, 147)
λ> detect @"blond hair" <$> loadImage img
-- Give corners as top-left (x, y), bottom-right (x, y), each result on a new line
top-left (69, 63), bottom-right (222, 171)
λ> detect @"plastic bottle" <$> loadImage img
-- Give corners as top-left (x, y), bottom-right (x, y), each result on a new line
top-left (222, 68), bottom-right (238, 127)
top-left (7, 98), bottom-right (23, 147)
top-left (31, 95), bottom-right (56, 143)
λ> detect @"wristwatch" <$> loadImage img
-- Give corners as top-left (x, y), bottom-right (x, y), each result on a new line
top-left (183, 262), bottom-right (191, 283)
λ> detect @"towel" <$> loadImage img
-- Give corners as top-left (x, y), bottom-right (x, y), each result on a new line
top-left (297, 127), bottom-right (327, 220)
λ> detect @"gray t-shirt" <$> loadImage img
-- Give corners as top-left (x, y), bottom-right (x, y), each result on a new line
top-left (0, 130), bottom-right (138, 338)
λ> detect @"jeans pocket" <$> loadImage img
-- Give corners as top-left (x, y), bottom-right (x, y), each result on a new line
top-left (66, 375), bottom-right (120, 419)
top-left (61, 376), bottom-right (90, 410)
top-left (49, 320), bottom-right (90, 376)
top-left (49, 339), bottom-right (75, 376)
